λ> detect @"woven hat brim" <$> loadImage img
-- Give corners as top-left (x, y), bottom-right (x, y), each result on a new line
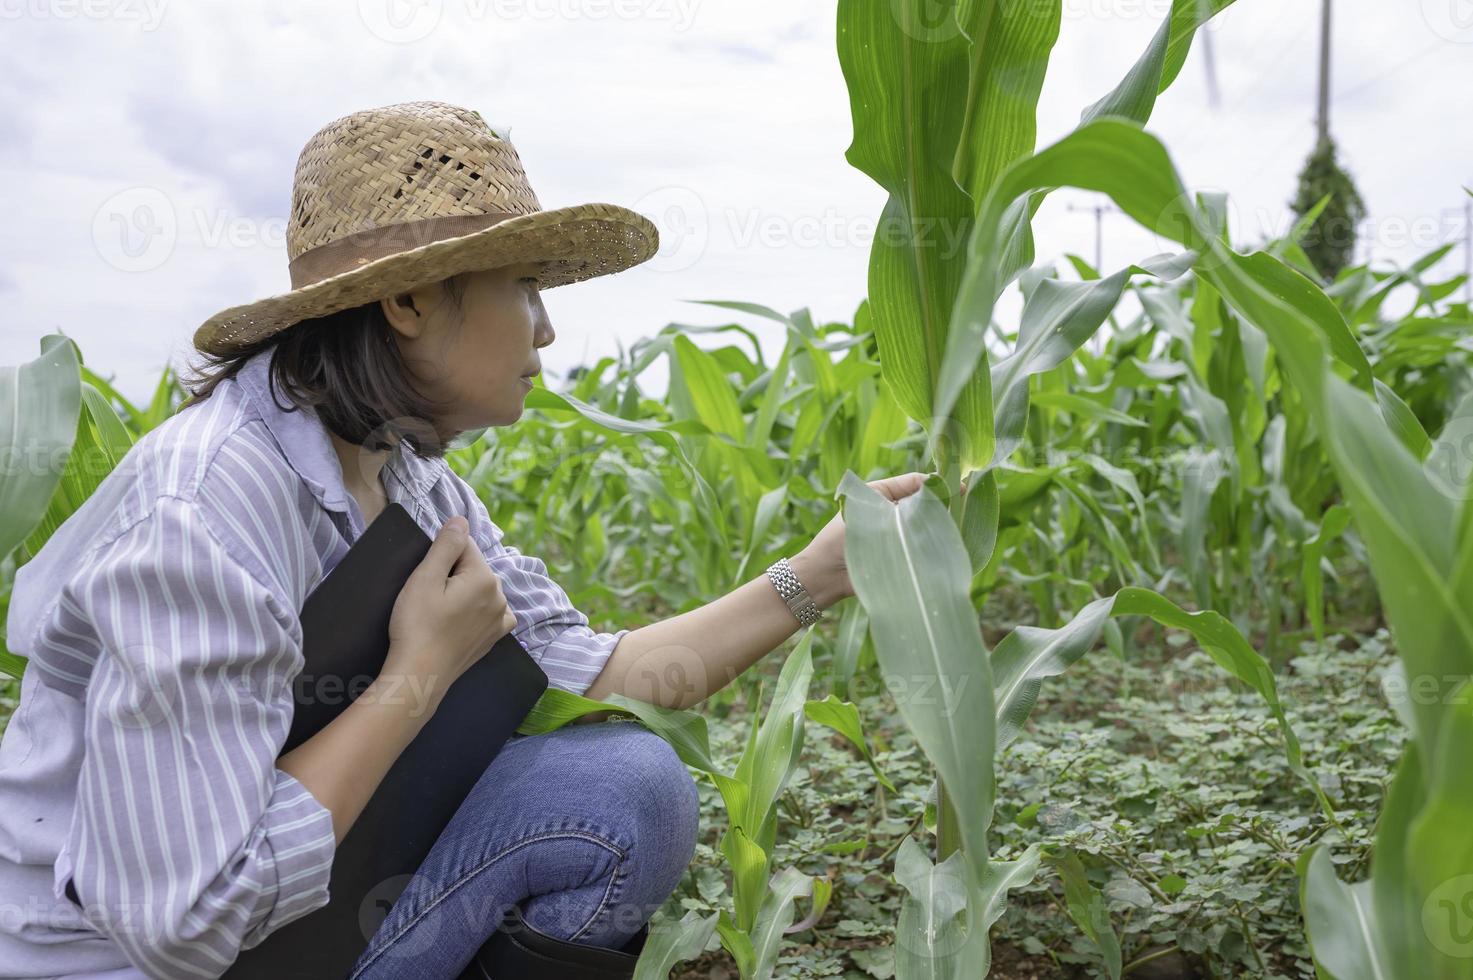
top-left (192, 201), bottom-right (658, 355)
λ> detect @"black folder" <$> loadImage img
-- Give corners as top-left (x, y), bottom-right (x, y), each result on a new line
top-left (224, 501), bottom-right (549, 979)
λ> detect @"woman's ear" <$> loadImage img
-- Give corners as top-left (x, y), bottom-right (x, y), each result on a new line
top-left (381, 288), bottom-right (432, 340)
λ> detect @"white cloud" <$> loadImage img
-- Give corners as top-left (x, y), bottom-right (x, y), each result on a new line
top-left (0, 0), bottom-right (1468, 404)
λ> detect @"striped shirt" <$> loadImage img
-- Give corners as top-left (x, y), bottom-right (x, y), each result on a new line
top-left (0, 344), bottom-right (628, 979)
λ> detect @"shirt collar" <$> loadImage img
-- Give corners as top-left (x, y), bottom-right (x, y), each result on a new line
top-left (232, 345), bottom-right (438, 516)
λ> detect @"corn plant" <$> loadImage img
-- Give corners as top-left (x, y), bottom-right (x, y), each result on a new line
top-left (859, 11), bottom-right (1469, 956)
top-left (823, 1), bottom-right (1346, 974)
top-left (519, 629), bottom-right (853, 979)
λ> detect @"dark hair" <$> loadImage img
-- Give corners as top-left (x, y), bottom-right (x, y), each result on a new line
top-left (177, 274), bottom-right (471, 459)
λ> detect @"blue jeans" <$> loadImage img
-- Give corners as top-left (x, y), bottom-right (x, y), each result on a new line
top-left (347, 720), bottom-right (701, 980)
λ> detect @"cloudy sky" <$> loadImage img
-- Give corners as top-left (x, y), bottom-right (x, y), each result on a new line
top-left (1, 0), bottom-right (1469, 404)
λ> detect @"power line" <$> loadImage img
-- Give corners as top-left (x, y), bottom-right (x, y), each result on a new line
top-left (1334, 39), bottom-right (1450, 106)
top-left (1171, 4), bottom-right (1316, 160)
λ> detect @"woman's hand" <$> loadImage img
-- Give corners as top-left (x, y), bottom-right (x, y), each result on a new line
top-left (384, 516), bottom-right (518, 709)
top-left (791, 471), bottom-right (968, 608)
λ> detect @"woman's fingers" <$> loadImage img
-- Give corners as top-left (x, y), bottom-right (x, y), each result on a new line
top-left (867, 471), bottom-right (969, 502)
top-left (868, 471), bottom-right (927, 502)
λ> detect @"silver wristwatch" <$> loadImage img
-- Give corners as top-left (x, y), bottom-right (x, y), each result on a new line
top-left (766, 557), bottom-right (822, 627)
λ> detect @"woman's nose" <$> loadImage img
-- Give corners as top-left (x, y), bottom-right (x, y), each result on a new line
top-left (534, 309), bottom-right (555, 349)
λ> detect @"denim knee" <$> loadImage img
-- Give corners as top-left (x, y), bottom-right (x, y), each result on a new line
top-left (516, 723), bottom-right (701, 945)
top-left (603, 723), bottom-right (700, 900)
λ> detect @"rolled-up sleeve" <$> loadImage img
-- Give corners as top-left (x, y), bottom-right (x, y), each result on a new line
top-left (52, 495), bottom-right (336, 978)
top-left (456, 480), bottom-right (629, 697)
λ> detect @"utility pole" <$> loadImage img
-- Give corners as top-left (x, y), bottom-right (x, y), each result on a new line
top-left (1065, 199), bottom-right (1123, 356)
top-left (1294, 0), bottom-right (1364, 280)
top-left (1317, 0), bottom-right (1332, 145)
top-left (1066, 200), bottom-right (1121, 272)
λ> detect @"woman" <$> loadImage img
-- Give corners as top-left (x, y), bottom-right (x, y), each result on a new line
top-left (0, 101), bottom-right (929, 980)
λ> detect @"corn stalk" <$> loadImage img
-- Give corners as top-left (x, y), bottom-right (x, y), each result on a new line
top-left (833, 1), bottom-right (1244, 975)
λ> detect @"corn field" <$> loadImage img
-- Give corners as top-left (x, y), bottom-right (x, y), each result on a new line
top-left (4, 1), bottom-right (1472, 978)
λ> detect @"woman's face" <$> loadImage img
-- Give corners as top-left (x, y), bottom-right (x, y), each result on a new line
top-left (381, 259), bottom-right (554, 433)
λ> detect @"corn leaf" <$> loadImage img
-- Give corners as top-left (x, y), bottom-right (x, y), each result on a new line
top-left (632, 910), bottom-right (719, 980)
top-left (1298, 846), bottom-right (1390, 980)
top-left (515, 688), bottom-right (716, 773)
top-left (1050, 851), bottom-right (1123, 979)
top-left (951, 0), bottom-right (1062, 204)
top-left (836, 0), bottom-right (993, 471)
top-left (893, 837), bottom-right (1041, 979)
top-left (0, 335), bottom-right (81, 564)
top-left (804, 694), bottom-right (897, 792)
top-left (750, 866), bottom-right (815, 980)
top-left (721, 824), bottom-right (769, 934)
top-left (1081, 0), bottom-right (1238, 126)
top-left (934, 120), bottom-right (1209, 437)
top-left (837, 471), bottom-right (995, 871)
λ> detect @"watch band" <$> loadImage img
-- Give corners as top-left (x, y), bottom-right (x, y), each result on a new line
top-left (766, 557), bottom-right (822, 627)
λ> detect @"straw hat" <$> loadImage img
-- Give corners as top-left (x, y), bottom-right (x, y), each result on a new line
top-left (192, 100), bottom-right (659, 355)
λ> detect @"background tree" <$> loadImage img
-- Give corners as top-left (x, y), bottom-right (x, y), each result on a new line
top-left (1291, 0), bottom-right (1367, 281)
